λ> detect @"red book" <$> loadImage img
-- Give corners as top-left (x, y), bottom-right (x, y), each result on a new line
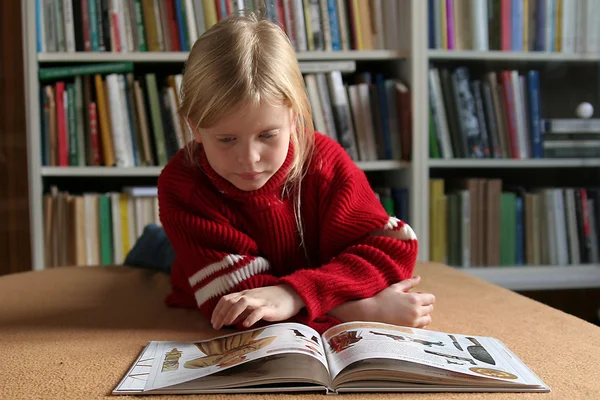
top-left (55, 82), bottom-right (69, 167)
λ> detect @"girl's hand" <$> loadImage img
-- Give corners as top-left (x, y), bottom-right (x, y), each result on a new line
top-left (368, 276), bottom-right (436, 328)
top-left (210, 285), bottom-right (305, 330)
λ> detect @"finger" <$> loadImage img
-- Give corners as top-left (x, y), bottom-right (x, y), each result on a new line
top-left (242, 307), bottom-right (265, 328)
top-left (211, 293), bottom-right (239, 326)
top-left (418, 293), bottom-right (436, 306)
top-left (420, 304), bottom-right (434, 316)
top-left (221, 296), bottom-right (253, 328)
top-left (413, 314), bottom-right (432, 328)
top-left (231, 309), bottom-right (253, 326)
top-left (393, 276), bottom-right (421, 292)
top-left (212, 295), bottom-right (242, 329)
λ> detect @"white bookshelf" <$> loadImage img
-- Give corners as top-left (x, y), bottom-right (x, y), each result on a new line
top-left (22, 0), bottom-right (420, 272)
top-left (420, 5), bottom-right (600, 290)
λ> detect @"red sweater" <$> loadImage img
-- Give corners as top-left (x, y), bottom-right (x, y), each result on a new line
top-left (157, 133), bottom-right (418, 333)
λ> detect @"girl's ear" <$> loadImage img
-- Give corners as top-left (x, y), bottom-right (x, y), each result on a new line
top-left (186, 118), bottom-right (202, 144)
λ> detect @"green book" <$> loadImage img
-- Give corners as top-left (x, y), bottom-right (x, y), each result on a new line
top-left (99, 195), bottom-right (113, 266)
top-left (39, 62), bottom-right (134, 81)
top-left (133, 0), bottom-right (147, 52)
top-left (429, 106), bottom-right (440, 159)
top-left (500, 193), bottom-right (517, 266)
top-left (145, 73), bottom-right (168, 166)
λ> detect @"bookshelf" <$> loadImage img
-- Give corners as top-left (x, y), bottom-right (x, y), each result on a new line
top-left (22, 0), bottom-right (421, 272)
top-left (423, 0), bottom-right (600, 290)
top-left (23, 1), bottom-right (600, 291)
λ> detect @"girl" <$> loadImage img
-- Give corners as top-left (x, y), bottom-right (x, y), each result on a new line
top-left (157, 12), bottom-right (435, 334)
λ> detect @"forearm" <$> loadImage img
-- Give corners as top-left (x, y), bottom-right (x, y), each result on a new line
top-left (326, 296), bottom-right (376, 322)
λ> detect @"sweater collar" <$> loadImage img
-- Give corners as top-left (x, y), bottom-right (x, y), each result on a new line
top-left (196, 142), bottom-right (295, 200)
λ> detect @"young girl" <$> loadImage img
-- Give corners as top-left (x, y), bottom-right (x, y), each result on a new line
top-left (157, 12), bottom-right (435, 334)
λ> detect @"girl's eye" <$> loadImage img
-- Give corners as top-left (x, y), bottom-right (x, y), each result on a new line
top-left (260, 132), bottom-right (277, 139)
top-left (218, 137), bottom-right (235, 143)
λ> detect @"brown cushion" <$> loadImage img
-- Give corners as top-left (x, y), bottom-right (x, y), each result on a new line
top-left (1, 262), bottom-right (599, 399)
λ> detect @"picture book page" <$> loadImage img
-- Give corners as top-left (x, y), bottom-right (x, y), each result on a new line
top-left (322, 322), bottom-right (541, 386)
top-left (144, 322), bottom-right (328, 391)
top-left (113, 341), bottom-right (160, 393)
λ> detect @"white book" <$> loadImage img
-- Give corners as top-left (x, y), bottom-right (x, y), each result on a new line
top-left (304, 74), bottom-right (327, 135)
top-left (553, 189), bottom-right (569, 265)
top-left (357, 83), bottom-right (378, 161)
top-left (292, 0), bottom-right (308, 51)
top-left (185, 0), bottom-right (199, 47)
top-left (328, 71), bottom-right (359, 161)
top-left (62, 0), bottom-right (76, 52)
top-left (471, 0), bottom-right (488, 51)
top-left (510, 71), bottom-right (528, 159)
top-left (347, 85), bottom-right (367, 161)
top-left (316, 73), bottom-right (339, 142)
top-left (106, 74), bottom-right (133, 167)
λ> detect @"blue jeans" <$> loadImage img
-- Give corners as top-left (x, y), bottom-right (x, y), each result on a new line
top-left (123, 224), bottom-right (175, 274)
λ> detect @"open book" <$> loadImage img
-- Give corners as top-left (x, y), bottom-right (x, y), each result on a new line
top-left (113, 321), bottom-right (550, 395)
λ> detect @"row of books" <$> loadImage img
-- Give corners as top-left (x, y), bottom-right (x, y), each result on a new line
top-left (542, 118), bottom-right (600, 158)
top-left (39, 62), bottom-right (413, 167)
top-left (429, 66), bottom-right (545, 160)
top-left (430, 178), bottom-right (600, 268)
top-left (40, 62), bottom-right (180, 167)
top-left (37, 0), bottom-right (399, 54)
top-left (428, 0), bottom-right (599, 54)
top-left (42, 184), bottom-right (407, 269)
top-left (308, 71), bottom-right (411, 163)
top-left (43, 186), bottom-right (159, 269)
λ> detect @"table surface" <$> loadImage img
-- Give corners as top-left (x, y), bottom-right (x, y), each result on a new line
top-left (1, 262), bottom-right (599, 399)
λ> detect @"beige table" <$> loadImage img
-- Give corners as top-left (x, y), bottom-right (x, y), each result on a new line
top-left (1, 262), bottom-right (599, 399)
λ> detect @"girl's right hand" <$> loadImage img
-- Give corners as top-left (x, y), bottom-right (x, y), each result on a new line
top-left (368, 276), bottom-right (436, 328)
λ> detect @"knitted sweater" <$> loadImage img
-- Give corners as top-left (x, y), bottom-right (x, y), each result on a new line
top-left (157, 133), bottom-right (418, 333)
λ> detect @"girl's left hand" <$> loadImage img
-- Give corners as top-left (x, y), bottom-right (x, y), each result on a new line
top-left (210, 285), bottom-right (305, 330)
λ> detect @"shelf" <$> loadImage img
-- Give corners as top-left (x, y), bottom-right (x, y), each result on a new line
top-left (460, 265), bottom-right (600, 291)
top-left (37, 50), bottom-right (406, 63)
top-left (428, 49), bottom-right (600, 62)
top-left (41, 167), bottom-right (164, 177)
top-left (356, 160), bottom-right (411, 171)
top-left (429, 158), bottom-right (600, 168)
top-left (40, 160), bottom-right (409, 177)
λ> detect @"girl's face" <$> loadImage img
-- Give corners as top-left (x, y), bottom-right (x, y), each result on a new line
top-left (195, 102), bottom-right (295, 192)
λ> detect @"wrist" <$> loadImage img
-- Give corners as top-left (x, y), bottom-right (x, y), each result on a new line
top-left (279, 284), bottom-right (305, 311)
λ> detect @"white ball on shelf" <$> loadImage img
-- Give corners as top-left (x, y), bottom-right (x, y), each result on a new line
top-left (576, 102), bottom-right (594, 119)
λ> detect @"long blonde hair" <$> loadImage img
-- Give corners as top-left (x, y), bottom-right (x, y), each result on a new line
top-left (178, 11), bottom-right (315, 248)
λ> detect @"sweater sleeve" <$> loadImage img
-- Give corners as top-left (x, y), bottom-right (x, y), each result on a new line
top-left (158, 169), bottom-right (280, 322)
top-left (279, 168), bottom-right (418, 322)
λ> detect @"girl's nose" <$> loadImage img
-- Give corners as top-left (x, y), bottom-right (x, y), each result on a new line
top-left (237, 144), bottom-right (260, 166)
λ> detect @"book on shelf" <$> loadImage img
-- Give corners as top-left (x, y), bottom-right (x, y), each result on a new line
top-left (428, 0), bottom-right (595, 54)
top-left (113, 321), bottom-right (550, 395)
top-left (542, 118), bottom-right (600, 158)
top-left (429, 178), bottom-right (600, 268)
top-left (39, 64), bottom-right (412, 168)
top-left (43, 185), bottom-right (159, 269)
top-left (428, 65), bottom-right (543, 160)
top-left (37, 0), bottom-right (401, 54)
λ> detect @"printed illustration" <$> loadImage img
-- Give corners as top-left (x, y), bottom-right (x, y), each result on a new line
top-left (161, 348), bottom-right (183, 372)
top-left (466, 337), bottom-right (496, 365)
top-left (291, 329), bottom-right (320, 345)
top-left (328, 330), bottom-right (363, 353)
top-left (369, 330), bottom-right (445, 347)
top-left (324, 322), bottom-right (414, 340)
top-left (183, 329), bottom-right (277, 370)
top-left (424, 349), bottom-right (476, 365)
top-left (470, 367), bottom-right (519, 380)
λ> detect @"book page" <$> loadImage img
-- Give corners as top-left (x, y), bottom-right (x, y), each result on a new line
top-left (322, 322), bottom-right (544, 387)
top-left (113, 341), bottom-right (159, 393)
top-left (144, 322), bottom-right (328, 391)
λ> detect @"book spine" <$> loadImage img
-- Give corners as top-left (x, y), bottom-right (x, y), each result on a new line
top-left (39, 62), bottom-right (135, 81)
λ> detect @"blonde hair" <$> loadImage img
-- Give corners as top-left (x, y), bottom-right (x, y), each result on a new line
top-left (178, 11), bottom-right (315, 249)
